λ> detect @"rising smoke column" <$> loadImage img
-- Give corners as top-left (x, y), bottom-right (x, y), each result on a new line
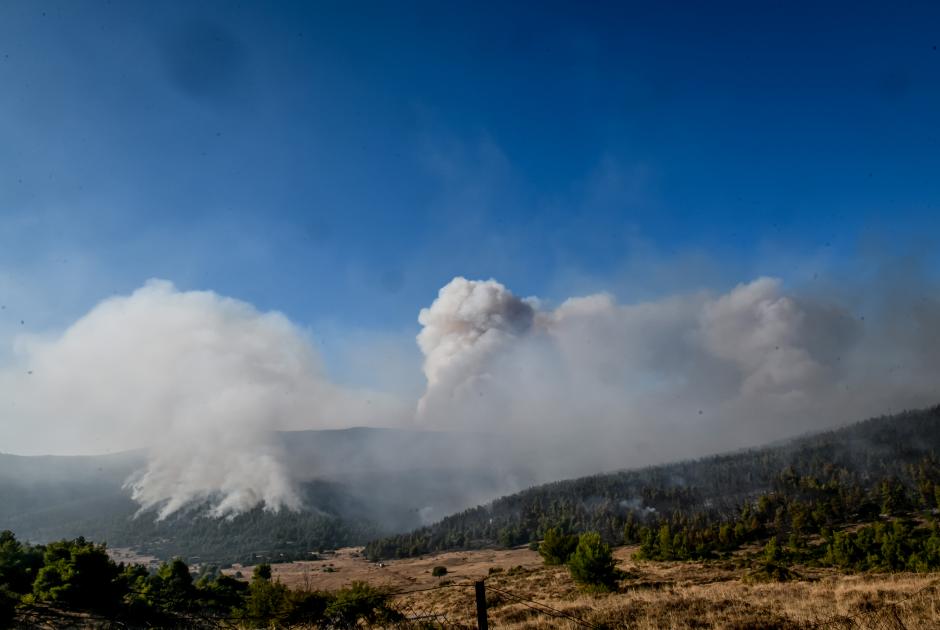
top-left (1, 280), bottom-right (402, 518)
top-left (416, 277), bottom-right (536, 423)
top-left (413, 275), bottom-right (940, 472)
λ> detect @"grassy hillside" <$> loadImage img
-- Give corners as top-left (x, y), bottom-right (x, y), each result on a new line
top-left (365, 405), bottom-right (940, 560)
top-left (390, 547), bottom-right (940, 629)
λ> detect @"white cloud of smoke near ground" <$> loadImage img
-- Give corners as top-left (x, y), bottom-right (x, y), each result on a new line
top-left (0, 280), bottom-right (406, 518)
top-left (415, 276), bottom-right (940, 476)
top-left (2, 273), bottom-right (939, 518)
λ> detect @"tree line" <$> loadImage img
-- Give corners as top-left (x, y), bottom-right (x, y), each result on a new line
top-left (0, 531), bottom-right (399, 628)
top-left (1, 478), bottom-right (389, 568)
top-left (365, 406), bottom-right (940, 565)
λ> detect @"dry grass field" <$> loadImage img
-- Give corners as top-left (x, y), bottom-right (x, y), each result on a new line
top-left (228, 546), bottom-right (546, 593)
top-left (240, 546), bottom-right (940, 629)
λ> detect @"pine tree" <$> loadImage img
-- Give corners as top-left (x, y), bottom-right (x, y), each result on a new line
top-left (567, 532), bottom-right (619, 591)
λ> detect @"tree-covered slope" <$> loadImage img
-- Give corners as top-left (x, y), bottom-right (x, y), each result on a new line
top-left (0, 427), bottom-right (534, 565)
top-left (0, 462), bottom-right (388, 565)
top-left (365, 406), bottom-right (940, 559)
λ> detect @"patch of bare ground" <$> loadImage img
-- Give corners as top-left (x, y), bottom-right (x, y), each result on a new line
top-left (241, 546), bottom-right (940, 629)
top-left (106, 546), bottom-right (161, 571)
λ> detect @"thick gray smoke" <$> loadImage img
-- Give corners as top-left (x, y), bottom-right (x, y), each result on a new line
top-left (0, 280), bottom-right (407, 517)
top-left (415, 276), bottom-right (940, 476)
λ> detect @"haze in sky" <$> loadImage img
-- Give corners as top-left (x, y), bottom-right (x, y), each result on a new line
top-left (1, 1), bottom-right (939, 514)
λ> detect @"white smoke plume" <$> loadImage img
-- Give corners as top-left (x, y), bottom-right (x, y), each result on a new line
top-left (0, 279), bottom-right (405, 518)
top-left (416, 277), bottom-right (536, 421)
top-left (3, 272), bottom-right (938, 519)
top-left (415, 276), bottom-right (940, 476)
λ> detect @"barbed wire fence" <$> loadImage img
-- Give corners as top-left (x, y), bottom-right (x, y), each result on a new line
top-left (12, 572), bottom-right (602, 629)
top-left (386, 575), bottom-right (602, 630)
top-left (14, 571), bottom-right (940, 629)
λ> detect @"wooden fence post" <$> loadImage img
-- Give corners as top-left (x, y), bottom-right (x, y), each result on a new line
top-left (474, 580), bottom-right (488, 630)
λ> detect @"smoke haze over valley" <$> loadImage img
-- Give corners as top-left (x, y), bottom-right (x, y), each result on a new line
top-left (1, 270), bottom-right (939, 521)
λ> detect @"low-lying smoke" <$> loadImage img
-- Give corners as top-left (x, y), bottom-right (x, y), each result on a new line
top-left (2, 273), bottom-right (938, 519)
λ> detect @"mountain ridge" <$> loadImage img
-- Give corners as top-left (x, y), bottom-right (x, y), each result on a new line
top-left (364, 405), bottom-right (940, 559)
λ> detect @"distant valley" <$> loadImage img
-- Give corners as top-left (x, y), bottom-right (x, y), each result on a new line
top-left (0, 427), bottom-right (538, 565)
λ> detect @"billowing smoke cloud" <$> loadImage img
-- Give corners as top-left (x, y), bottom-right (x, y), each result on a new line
top-left (3, 272), bottom-right (938, 520)
top-left (415, 276), bottom-right (940, 476)
top-left (0, 280), bottom-right (406, 517)
top-left (416, 277), bottom-right (536, 420)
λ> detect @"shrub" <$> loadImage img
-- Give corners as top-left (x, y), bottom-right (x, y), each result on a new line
top-left (431, 566), bottom-right (448, 577)
top-left (744, 562), bottom-right (799, 583)
top-left (324, 581), bottom-right (401, 627)
top-left (195, 574), bottom-right (248, 615)
top-left (151, 558), bottom-right (196, 612)
top-left (763, 537), bottom-right (782, 563)
top-left (567, 532), bottom-right (619, 592)
top-left (539, 528), bottom-right (578, 565)
top-left (239, 576), bottom-right (291, 623)
top-left (0, 530), bottom-right (43, 596)
top-left (282, 590), bottom-right (330, 626)
top-left (31, 538), bottom-right (122, 613)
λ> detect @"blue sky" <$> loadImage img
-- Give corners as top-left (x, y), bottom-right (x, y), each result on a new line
top-left (1, 0), bottom-right (939, 380)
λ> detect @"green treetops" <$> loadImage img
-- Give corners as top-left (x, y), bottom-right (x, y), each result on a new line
top-left (538, 528), bottom-right (578, 565)
top-left (566, 532), bottom-right (619, 592)
top-left (31, 538), bottom-right (121, 613)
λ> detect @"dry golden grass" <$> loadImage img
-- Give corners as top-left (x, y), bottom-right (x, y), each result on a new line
top-left (229, 546), bottom-right (546, 593)
top-left (249, 546), bottom-right (940, 629)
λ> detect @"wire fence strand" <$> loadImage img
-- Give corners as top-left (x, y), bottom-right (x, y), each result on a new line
top-left (16, 569), bottom-right (940, 629)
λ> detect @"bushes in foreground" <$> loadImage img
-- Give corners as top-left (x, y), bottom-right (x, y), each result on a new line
top-left (538, 528), bottom-right (578, 565)
top-left (0, 532), bottom-right (399, 628)
top-left (567, 532), bottom-right (620, 591)
top-left (539, 530), bottom-right (621, 591)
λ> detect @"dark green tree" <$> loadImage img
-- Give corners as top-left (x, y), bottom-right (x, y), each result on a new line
top-left (881, 478), bottom-right (909, 515)
top-left (237, 561), bottom-right (294, 625)
top-left (324, 581), bottom-right (401, 628)
top-left (538, 528), bottom-right (578, 565)
top-left (240, 577), bottom-right (290, 624)
top-left (150, 558), bottom-right (196, 612)
top-left (0, 530), bottom-right (43, 596)
top-left (195, 573), bottom-right (248, 615)
top-left (567, 532), bottom-right (619, 591)
top-left (31, 538), bottom-right (121, 613)
top-left (252, 563), bottom-right (272, 581)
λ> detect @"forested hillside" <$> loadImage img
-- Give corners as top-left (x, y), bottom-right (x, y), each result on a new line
top-left (0, 428), bottom-right (533, 565)
top-left (365, 406), bottom-right (940, 560)
top-left (9, 409), bottom-right (940, 568)
top-left (0, 465), bottom-right (385, 565)
top-left (0, 532), bottom-right (401, 628)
